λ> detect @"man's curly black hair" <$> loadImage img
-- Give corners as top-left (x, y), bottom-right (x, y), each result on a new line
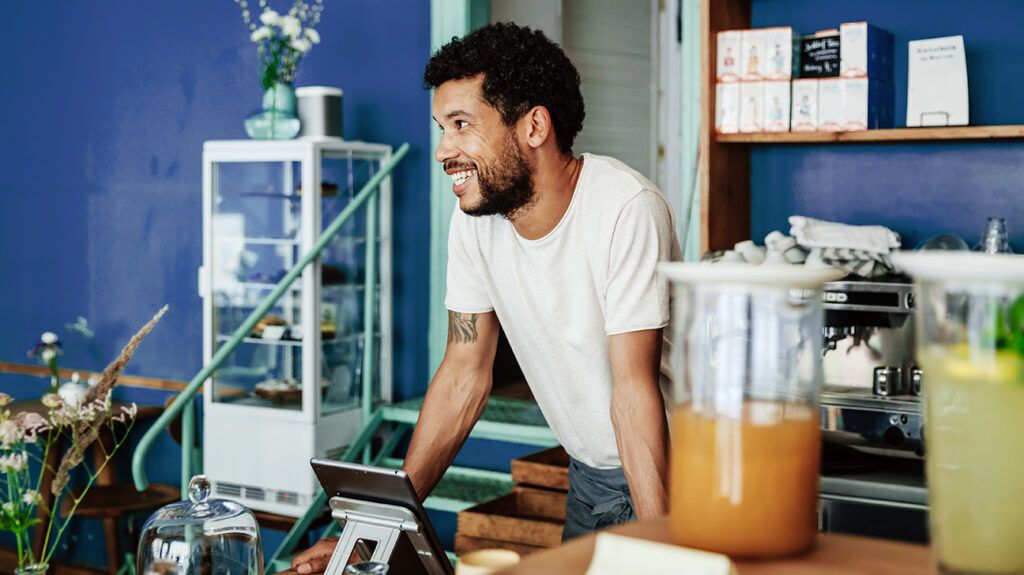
top-left (424, 22), bottom-right (585, 155)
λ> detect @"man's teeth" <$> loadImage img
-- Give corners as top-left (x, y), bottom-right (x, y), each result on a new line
top-left (451, 170), bottom-right (476, 186)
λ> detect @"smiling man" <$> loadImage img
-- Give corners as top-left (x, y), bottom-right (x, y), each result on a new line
top-left (293, 22), bottom-right (679, 574)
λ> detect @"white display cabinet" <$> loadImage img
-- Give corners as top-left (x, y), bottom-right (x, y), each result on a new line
top-left (200, 139), bottom-right (393, 516)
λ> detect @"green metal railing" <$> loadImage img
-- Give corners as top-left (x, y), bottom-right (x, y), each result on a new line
top-left (131, 143), bottom-right (409, 494)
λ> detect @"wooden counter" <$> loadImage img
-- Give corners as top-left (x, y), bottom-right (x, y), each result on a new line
top-left (497, 517), bottom-right (932, 574)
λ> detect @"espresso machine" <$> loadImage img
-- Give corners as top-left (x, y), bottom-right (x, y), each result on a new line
top-left (816, 277), bottom-right (928, 543)
top-left (819, 277), bottom-right (924, 457)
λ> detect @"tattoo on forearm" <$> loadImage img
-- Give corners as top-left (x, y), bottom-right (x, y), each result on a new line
top-left (448, 311), bottom-right (480, 344)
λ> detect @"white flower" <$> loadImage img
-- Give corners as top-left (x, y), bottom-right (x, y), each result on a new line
top-left (259, 8), bottom-right (281, 26)
top-left (0, 393), bottom-right (11, 407)
top-left (2, 502), bottom-right (14, 515)
top-left (250, 26), bottom-right (271, 42)
top-left (0, 452), bottom-right (27, 473)
top-left (14, 412), bottom-right (47, 434)
top-left (41, 393), bottom-right (62, 409)
top-left (304, 28), bottom-right (320, 44)
top-left (41, 348), bottom-right (56, 363)
top-left (121, 403), bottom-right (139, 419)
top-left (281, 15), bottom-right (302, 38)
top-left (22, 490), bottom-right (40, 505)
top-left (41, 332), bottom-right (58, 345)
top-left (0, 420), bottom-right (21, 448)
top-left (291, 38), bottom-right (312, 53)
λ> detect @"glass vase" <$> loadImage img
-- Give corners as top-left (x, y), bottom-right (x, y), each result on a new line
top-left (15, 563), bottom-right (49, 575)
top-left (245, 82), bottom-right (301, 140)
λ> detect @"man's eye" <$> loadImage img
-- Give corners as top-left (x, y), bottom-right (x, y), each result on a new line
top-left (455, 120), bottom-right (469, 129)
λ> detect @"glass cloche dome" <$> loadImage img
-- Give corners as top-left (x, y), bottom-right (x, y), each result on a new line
top-left (137, 475), bottom-right (263, 575)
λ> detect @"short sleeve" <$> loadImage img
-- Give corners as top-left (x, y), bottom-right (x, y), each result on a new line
top-left (604, 190), bottom-right (677, 335)
top-left (444, 209), bottom-right (494, 313)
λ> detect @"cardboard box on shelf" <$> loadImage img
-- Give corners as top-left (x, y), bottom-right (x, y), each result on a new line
top-left (739, 81), bottom-right (765, 133)
top-left (840, 22), bottom-right (894, 81)
top-left (716, 30), bottom-right (742, 82)
top-left (764, 27), bottom-right (799, 80)
top-left (764, 81), bottom-right (792, 132)
top-left (800, 30), bottom-right (841, 78)
top-left (791, 79), bottom-right (819, 131)
top-left (841, 77), bottom-right (895, 131)
top-left (818, 78), bottom-right (843, 132)
top-left (741, 29), bottom-right (767, 81)
top-left (716, 82), bottom-right (741, 134)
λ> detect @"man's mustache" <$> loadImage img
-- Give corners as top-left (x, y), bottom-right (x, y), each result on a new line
top-left (444, 160), bottom-right (476, 172)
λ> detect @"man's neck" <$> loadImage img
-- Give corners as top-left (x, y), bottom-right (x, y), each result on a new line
top-left (510, 153), bottom-right (584, 240)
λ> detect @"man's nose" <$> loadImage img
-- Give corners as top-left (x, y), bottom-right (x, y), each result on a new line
top-left (435, 131), bottom-right (456, 164)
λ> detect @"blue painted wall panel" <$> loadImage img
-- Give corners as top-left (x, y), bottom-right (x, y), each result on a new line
top-left (0, 0), bottom-right (431, 399)
top-left (1, 0), bottom-right (432, 567)
top-left (749, 0), bottom-right (1024, 250)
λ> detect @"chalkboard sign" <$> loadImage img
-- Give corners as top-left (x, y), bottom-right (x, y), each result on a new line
top-left (801, 34), bottom-right (840, 78)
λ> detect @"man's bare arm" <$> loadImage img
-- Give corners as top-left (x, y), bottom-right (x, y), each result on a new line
top-left (292, 314), bottom-right (496, 574)
top-left (402, 310), bottom-right (500, 498)
top-left (608, 328), bottom-right (669, 519)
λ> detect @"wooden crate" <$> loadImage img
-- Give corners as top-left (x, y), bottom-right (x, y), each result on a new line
top-left (510, 446), bottom-right (570, 491)
top-left (454, 534), bottom-right (545, 556)
top-left (457, 487), bottom-right (568, 548)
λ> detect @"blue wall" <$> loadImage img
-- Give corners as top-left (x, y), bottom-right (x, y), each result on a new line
top-left (1, 3), bottom-right (431, 403)
top-left (749, 0), bottom-right (1024, 250)
top-left (1, 0), bottom-right (432, 567)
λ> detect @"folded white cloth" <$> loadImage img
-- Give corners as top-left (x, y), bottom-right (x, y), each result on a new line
top-left (816, 247), bottom-right (894, 277)
top-left (789, 216), bottom-right (901, 254)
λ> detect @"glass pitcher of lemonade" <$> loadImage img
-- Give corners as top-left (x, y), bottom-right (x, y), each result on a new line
top-left (659, 263), bottom-right (842, 558)
top-left (894, 252), bottom-right (1024, 575)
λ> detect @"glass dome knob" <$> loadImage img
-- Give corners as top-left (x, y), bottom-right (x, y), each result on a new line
top-left (188, 475), bottom-right (212, 505)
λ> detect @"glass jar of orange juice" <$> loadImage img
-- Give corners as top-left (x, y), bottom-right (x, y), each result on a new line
top-left (659, 263), bottom-right (842, 558)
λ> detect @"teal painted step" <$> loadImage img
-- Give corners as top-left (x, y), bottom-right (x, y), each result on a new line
top-left (380, 396), bottom-right (558, 447)
top-left (380, 457), bottom-right (513, 513)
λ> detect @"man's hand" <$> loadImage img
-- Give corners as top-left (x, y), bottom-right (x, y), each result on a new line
top-left (291, 536), bottom-right (339, 574)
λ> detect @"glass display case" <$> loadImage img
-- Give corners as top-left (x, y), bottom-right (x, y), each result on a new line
top-left (200, 139), bottom-right (393, 516)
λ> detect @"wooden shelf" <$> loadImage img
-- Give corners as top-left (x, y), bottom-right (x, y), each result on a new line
top-left (717, 125), bottom-right (1024, 144)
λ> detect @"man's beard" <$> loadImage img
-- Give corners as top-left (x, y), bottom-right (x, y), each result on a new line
top-left (462, 133), bottom-right (535, 219)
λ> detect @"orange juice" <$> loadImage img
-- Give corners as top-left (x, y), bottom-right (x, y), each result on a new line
top-left (669, 401), bottom-right (820, 557)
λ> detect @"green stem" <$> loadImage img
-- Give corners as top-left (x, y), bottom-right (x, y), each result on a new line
top-left (42, 422), bottom-right (135, 566)
top-left (8, 470), bottom-right (25, 564)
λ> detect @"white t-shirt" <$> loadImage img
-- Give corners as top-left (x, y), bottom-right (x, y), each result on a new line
top-left (445, 153), bottom-right (681, 469)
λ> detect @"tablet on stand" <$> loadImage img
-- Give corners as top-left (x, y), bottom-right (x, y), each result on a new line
top-left (311, 459), bottom-right (454, 575)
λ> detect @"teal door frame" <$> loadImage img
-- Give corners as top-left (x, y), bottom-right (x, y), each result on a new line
top-left (428, 0), bottom-right (491, 377)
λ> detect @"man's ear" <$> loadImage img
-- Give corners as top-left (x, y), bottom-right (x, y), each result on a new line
top-left (521, 105), bottom-right (554, 150)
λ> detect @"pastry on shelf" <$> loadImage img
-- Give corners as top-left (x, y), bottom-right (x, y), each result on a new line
top-left (295, 181), bottom-right (339, 197)
top-left (253, 378), bottom-right (302, 402)
top-left (251, 314), bottom-right (288, 338)
top-left (321, 320), bottom-right (337, 340)
top-left (322, 264), bottom-right (347, 285)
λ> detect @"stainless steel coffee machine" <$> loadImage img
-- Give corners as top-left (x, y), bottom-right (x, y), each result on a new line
top-left (817, 277), bottom-right (928, 540)
top-left (819, 278), bottom-right (924, 456)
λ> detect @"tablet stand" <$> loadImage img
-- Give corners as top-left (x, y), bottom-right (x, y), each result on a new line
top-left (323, 496), bottom-right (451, 575)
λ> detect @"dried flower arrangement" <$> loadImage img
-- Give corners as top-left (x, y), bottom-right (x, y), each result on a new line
top-left (1, 306), bottom-right (166, 571)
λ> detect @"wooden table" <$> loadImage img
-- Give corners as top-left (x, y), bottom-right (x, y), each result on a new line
top-left (497, 517), bottom-right (933, 574)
